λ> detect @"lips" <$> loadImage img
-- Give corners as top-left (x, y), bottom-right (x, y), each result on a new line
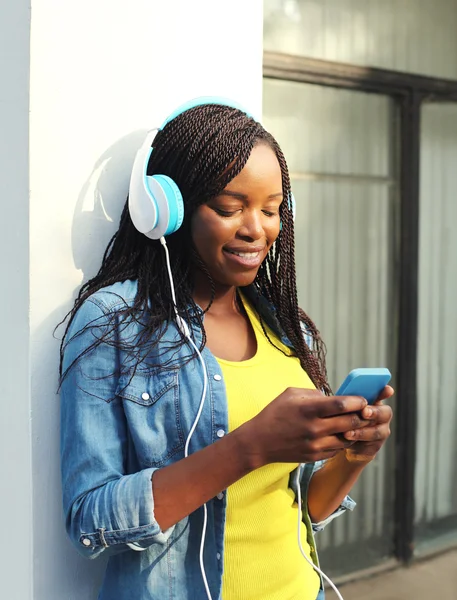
top-left (222, 245), bottom-right (266, 268)
top-left (223, 245), bottom-right (265, 255)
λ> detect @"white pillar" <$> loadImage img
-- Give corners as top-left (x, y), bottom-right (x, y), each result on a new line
top-left (0, 1), bottom-right (33, 599)
top-left (1, 1), bottom-right (265, 598)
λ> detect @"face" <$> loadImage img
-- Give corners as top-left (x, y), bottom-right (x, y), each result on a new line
top-left (191, 142), bottom-right (283, 290)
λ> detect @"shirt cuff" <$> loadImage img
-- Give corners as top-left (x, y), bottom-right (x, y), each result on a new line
top-left (311, 494), bottom-right (356, 532)
top-left (76, 468), bottom-right (175, 556)
top-left (309, 459), bottom-right (357, 532)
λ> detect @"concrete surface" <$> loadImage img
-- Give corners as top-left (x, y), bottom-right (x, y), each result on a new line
top-left (327, 550), bottom-right (457, 600)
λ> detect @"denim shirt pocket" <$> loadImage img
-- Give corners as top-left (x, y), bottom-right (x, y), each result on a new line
top-left (116, 369), bottom-right (185, 468)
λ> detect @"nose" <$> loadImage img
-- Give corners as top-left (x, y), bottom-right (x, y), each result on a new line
top-left (237, 209), bottom-right (265, 241)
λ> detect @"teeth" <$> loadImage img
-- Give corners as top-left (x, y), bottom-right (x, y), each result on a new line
top-left (227, 250), bottom-right (260, 258)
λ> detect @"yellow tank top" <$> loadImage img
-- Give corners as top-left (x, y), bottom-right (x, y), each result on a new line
top-left (217, 298), bottom-right (320, 600)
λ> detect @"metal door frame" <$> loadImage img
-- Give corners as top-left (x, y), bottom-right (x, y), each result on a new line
top-left (264, 51), bottom-right (457, 565)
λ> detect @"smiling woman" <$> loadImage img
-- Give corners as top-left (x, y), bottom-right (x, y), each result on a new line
top-left (59, 100), bottom-right (393, 600)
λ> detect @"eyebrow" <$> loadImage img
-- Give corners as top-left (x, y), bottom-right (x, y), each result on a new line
top-left (218, 190), bottom-right (284, 200)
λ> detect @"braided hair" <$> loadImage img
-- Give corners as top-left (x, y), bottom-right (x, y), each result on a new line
top-left (59, 104), bottom-right (330, 394)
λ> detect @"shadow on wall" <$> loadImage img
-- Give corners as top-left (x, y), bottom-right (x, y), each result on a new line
top-left (72, 129), bottom-right (148, 285)
top-left (32, 130), bottom-right (150, 600)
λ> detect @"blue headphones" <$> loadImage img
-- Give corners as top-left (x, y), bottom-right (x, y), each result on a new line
top-left (128, 96), bottom-right (295, 240)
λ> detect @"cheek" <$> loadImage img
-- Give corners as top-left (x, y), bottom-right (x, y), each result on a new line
top-left (191, 216), bottom-right (226, 261)
top-left (192, 213), bottom-right (234, 245)
top-left (266, 219), bottom-right (281, 245)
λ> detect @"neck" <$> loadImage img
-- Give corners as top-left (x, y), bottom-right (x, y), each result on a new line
top-left (192, 273), bottom-right (240, 316)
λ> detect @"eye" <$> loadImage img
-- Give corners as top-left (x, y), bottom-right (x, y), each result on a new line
top-left (262, 210), bottom-right (279, 217)
top-left (213, 208), bottom-right (240, 217)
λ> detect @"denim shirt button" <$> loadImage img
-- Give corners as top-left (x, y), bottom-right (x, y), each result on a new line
top-left (141, 392), bottom-right (150, 401)
top-left (82, 538), bottom-right (91, 547)
top-left (216, 553), bottom-right (221, 560)
top-left (216, 429), bottom-right (225, 438)
top-left (213, 374), bottom-right (222, 381)
top-left (217, 492), bottom-right (224, 500)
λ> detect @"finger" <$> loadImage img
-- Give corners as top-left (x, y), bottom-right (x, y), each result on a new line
top-left (310, 434), bottom-right (355, 452)
top-left (376, 385), bottom-right (394, 402)
top-left (320, 412), bottom-right (372, 436)
top-left (317, 395), bottom-right (367, 418)
top-left (361, 404), bottom-right (393, 423)
top-left (343, 423), bottom-right (390, 442)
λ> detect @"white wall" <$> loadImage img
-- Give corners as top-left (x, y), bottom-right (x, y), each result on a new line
top-left (0, 1), bottom-right (32, 599)
top-left (26, 1), bottom-right (263, 598)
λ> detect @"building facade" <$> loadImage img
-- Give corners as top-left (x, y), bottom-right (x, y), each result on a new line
top-left (1, 1), bottom-right (456, 597)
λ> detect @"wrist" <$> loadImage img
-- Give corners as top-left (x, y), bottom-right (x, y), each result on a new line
top-left (232, 419), bottom-right (267, 472)
top-left (343, 448), bottom-right (375, 466)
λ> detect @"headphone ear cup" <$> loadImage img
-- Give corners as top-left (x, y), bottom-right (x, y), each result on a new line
top-left (142, 175), bottom-right (184, 239)
top-left (153, 175), bottom-right (184, 236)
top-left (129, 145), bottom-right (159, 235)
top-left (128, 131), bottom-right (185, 239)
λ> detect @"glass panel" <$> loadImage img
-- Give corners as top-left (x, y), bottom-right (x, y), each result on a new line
top-left (415, 103), bottom-right (457, 551)
top-left (291, 179), bottom-right (396, 392)
top-left (263, 78), bottom-right (399, 575)
top-left (264, 79), bottom-right (391, 178)
top-left (264, 0), bottom-right (457, 80)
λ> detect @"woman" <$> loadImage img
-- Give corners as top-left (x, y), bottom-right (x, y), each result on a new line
top-left (60, 99), bottom-right (393, 600)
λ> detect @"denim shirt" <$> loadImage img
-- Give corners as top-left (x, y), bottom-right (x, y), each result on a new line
top-left (60, 279), bottom-right (355, 600)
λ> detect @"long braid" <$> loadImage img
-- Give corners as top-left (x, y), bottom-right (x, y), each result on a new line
top-left (255, 135), bottom-right (331, 394)
top-left (59, 104), bottom-right (330, 394)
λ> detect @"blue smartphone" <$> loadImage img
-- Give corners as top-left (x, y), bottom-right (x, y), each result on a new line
top-left (335, 368), bottom-right (392, 405)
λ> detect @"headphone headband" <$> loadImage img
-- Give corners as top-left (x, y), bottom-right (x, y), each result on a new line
top-left (128, 96), bottom-right (295, 240)
top-left (159, 96), bottom-right (255, 130)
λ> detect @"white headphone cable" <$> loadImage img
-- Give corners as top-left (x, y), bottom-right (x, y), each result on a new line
top-left (295, 468), bottom-right (345, 600)
top-left (160, 237), bottom-right (213, 600)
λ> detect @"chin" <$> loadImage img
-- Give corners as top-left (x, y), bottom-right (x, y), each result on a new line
top-left (229, 272), bottom-right (259, 288)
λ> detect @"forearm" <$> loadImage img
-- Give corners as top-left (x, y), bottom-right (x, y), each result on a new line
top-left (307, 451), bottom-right (368, 523)
top-left (152, 421), bottom-right (260, 530)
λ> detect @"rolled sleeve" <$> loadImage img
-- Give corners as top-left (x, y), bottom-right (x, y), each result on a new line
top-left (310, 460), bottom-right (356, 533)
top-left (73, 467), bottom-right (174, 557)
top-left (60, 298), bottom-right (174, 559)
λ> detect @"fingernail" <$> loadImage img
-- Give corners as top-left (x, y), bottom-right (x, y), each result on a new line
top-left (346, 431), bottom-right (356, 439)
top-left (365, 408), bottom-right (373, 417)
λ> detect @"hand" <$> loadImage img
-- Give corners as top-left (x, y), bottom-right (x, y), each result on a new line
top-left (343, 386), bottom-right (394, 463)
top-left (244, 387), bottom-right (373, 467)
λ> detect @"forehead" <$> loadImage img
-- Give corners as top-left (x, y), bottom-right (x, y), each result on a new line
top-left (225, 143), bottom-right (282, 191)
